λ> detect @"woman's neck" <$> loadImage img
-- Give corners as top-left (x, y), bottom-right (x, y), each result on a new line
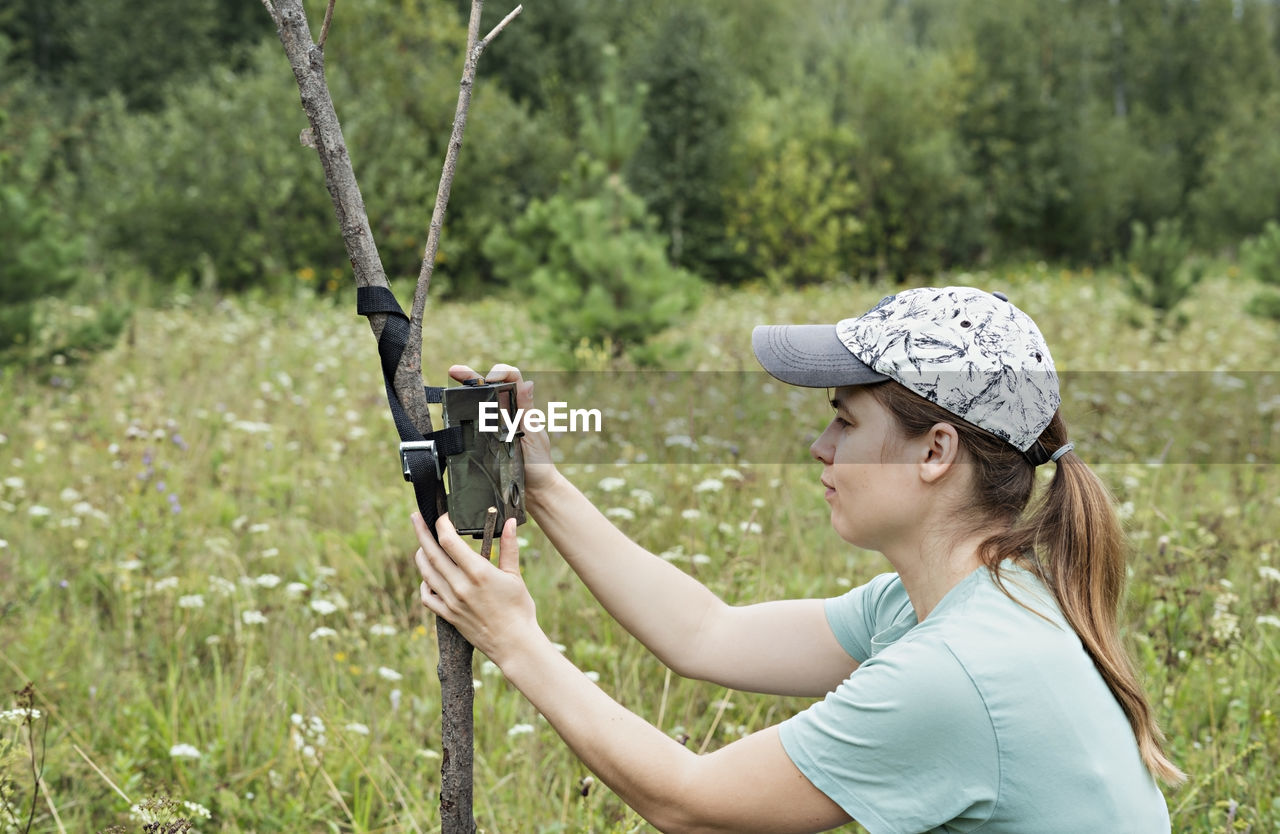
top-left (884, 532), bottom-right (989, 621)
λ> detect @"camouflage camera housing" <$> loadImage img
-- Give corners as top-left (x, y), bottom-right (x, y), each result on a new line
top-left (441, 382), bottom-right (526, 537)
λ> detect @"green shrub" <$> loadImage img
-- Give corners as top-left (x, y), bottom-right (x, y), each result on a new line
top-left (0, 94), bottom-right (81, 356)
top-left (1242, 220), bottom-right (1280, 320)
top-left (724, 90), bottom-right (864, 287)
top-left (483, 156), bottom-right (702, 366)
top-left (1116, 219), bottom-right (1206, 327)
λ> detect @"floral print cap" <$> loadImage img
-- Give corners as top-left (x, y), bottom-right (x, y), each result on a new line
top-left (753, 287), bottom-right (1059, 451)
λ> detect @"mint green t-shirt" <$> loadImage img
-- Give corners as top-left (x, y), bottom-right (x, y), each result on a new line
top-left (778, 563), bottom-right (1171, 833)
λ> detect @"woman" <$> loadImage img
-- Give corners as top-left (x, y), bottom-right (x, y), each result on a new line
top-left (412, 286), bottom-right (1182, 833)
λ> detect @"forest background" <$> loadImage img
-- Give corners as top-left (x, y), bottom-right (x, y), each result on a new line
top-left (2, 0), bottom-right (1280, 832)
top-left (5, 0), bottom-right (1280, 356)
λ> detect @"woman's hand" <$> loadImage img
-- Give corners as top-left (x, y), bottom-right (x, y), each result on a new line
top-left (447, 363), bottom-right (557, 493)
top-left (412, 511), bottom-right (539, 665)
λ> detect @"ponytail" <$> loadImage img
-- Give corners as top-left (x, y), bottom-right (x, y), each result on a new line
top-left (867, 383), bottom-right (1186, 786)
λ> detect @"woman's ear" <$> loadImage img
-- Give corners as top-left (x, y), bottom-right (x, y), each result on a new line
top-left (919, 422), bottom-right (962, 483)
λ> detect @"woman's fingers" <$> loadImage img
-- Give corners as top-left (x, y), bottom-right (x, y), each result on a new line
top-left (484, 363), bottom-right (523, 384)
top-left (446, 363), bottom-right (536, 413)
top-left (411, 512), bottom-right (471, 595)
top-left (497, 517), bottom-right (520, 575)
top-left (448, 364), bottom-right (481, 383)
top-left (415, 546), bottom-right (455, 606)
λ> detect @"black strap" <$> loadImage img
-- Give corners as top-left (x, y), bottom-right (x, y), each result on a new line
top-left (356, 286), bottom-right (463, 527)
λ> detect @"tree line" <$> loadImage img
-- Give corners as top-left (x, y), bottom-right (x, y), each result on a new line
top-left (3, 0), bottom-right (1280, 356)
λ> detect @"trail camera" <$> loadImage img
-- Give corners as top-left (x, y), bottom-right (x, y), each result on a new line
top-left (438, 381), bottom-right (526, 537)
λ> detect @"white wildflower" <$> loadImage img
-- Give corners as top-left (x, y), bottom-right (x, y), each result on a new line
top-left (169, 743), bottom-right (202, 759)
top-left (2, 476), bottom-right (23, 489)
top-left (584, 671), bottom-right (600, 682)
top-left (605, 507), bottom-right (635, 521)
top-left (377, 666), bottom-right (403, 682)
top-left (0, 707), bottom-right (42, 724)
top-left (693, 478), bottom-right (723, 493)
top-left (310, 599), bottom-right (338, 615)
top-left (285, 582), bottom-right (309, 597)
top-left (182, 800), bottom-right (212, 819)
top-left (681, 508), bottom-right (701, 520)
top-left (178, 594), bottom-right (205, 609)
top-left (718, 468), bottom-right (744, 481)
top-left (255, 574), bottom-right (282, 588)
top-left (261, 547), bottom-right (279, 558)
top-left (242, 610), bottom-right (268, 625)
top-left (507, 723), bottom-right (535, 737)
top-left (1210, 592), bottom-right (1240, 643)
top-left (1257, 615), bottom-right (1280, 629)
top-left (739, 521), bottom-right (762, 534)
top-left (692, 554), bottom-right (712, 566)
top-left (28, 505), bottom-right (52, 517)
top-left (118, 559), bottom-right (143, 571)
top-left (152, 576), bottom-right (179, 592)
top-left (369, 624), bottom-right (397, 637)
top-left (249, 522), bottom-right (271, 534)
top-left (1258, 566), bottom-right (1280, 583)
top-left (209, 576), bottom-right (237, 596)
top-left (630, 488), bottom-right (655, 507)
top-left (309, 627), bottom-right (338, 640)
top-left (598, 477), bottom-right (626, 492)
top-left (344, 722), bottom-right (371, 736)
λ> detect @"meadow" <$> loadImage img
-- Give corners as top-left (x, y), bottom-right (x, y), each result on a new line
top-left (1, 269), bottom-right (1278, 832)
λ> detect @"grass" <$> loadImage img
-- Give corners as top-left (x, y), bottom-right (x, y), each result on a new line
top-left (0, 267), bottom-right (1278, 832)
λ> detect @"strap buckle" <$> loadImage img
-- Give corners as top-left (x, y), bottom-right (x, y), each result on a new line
top-left (399, 440), bottom-right (441, 483)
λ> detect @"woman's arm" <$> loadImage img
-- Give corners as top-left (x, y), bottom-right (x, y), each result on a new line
top-left (530, 472), bottom-right (857, 696)
top-left (413, 513), bottom-right (852, 834)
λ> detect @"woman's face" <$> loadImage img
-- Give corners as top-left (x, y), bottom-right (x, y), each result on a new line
top-left (809, 386), bottom-right (921, 550)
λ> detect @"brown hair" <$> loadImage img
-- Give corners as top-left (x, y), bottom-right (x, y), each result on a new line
top-left (865, 380), bottom-right (1185, 786)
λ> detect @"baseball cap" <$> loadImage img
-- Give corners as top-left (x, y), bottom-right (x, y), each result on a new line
top-left (751, 286), bottom-right (1060, 452)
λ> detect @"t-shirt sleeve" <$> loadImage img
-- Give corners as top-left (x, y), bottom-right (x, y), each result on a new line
top-left (823, 572), bottom-right (912, 662)
top-left (778, 636), bottom-right (1000, 834)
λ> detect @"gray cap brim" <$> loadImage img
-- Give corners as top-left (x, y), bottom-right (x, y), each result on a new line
top-left (751, 324), bottom-right (890, 388)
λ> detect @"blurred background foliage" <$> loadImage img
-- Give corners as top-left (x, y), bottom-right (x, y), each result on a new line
top-left (3, 0), bottom-right (1280, 361)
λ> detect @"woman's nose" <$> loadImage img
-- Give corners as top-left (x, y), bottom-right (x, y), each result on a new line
top-left (810, 421), bottom-right (836, 464)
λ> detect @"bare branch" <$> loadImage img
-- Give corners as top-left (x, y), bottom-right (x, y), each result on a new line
top-left (260, 0), bottom-right (280, 26)
top-left (408, 3), bottom-right (523, 349)
top-left (317, 0), bottom-right (337, 51)
top-left (480, 4), bottom-right (523, 51)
